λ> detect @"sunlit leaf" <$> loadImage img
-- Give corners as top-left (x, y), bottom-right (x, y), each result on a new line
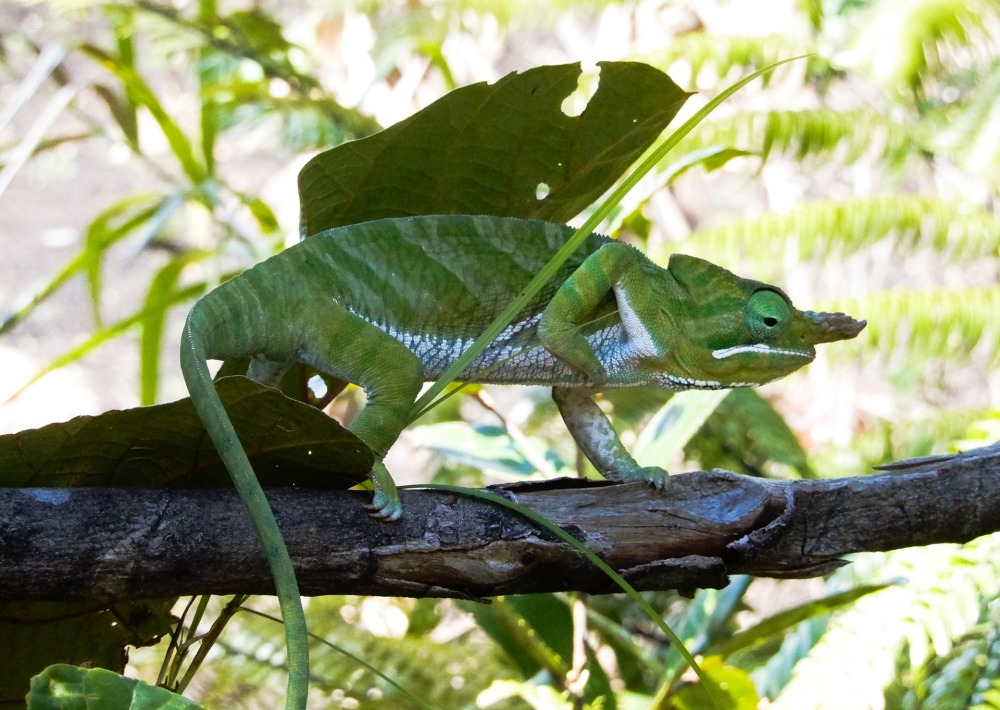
top-left (27, 664), bottom-right (204, 710)
top-left (80, 45), bottom-right (206, 183)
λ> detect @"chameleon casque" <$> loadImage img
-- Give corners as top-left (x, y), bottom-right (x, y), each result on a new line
top-left (181, 214), bottom-right (865, 708)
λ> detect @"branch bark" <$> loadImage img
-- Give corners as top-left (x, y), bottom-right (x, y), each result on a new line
top-left (2, 442), bottom-right (998, 601)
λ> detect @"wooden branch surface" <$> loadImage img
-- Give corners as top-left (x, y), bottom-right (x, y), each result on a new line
top-left (1, 442), bottom-right (997, 601)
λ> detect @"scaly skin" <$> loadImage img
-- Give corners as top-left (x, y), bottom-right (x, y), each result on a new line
top-left (181, 214), bottom-right (866, 709)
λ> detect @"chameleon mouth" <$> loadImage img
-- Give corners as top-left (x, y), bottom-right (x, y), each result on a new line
top-left (711, 343), bottom-right (814, 360)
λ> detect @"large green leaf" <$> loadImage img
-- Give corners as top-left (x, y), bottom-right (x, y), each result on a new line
top-left (27, 664), bottom-right (204, 710)
top-left (0, 377), bottom-right (370, 489)
top-left (298, 61), bottom-right (690, 234)
top-left (4, 601), bottom-right (173, 709)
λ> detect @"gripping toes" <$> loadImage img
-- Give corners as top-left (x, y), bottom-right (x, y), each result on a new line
top-left (623, 465), bottom-right (672, 490)
top-left (363, 460), bottom-right (403, 521)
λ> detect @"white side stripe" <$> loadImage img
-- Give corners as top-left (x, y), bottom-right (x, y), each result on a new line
top-left (712, 343), bottom-right (812, 360)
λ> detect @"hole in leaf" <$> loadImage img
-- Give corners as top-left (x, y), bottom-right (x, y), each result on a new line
top-left (536, 182), bottom-right (550, 200)
top-left (560, 64), bottom-right (600, 117)
top-left (308, 374), bottom-right (328, 399)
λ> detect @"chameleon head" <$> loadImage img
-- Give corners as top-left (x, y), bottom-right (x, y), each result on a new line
top-left (659, 254), bottom-right (866, 389)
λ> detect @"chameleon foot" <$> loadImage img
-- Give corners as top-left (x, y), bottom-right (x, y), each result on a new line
top-left (363, 460), bottom-right (403, 521)
top-left (621, 465), bottom-right (672, 490)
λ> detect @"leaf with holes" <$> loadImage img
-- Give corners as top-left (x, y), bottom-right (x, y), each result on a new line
top-left (298, 61), bottom-right (690, 234)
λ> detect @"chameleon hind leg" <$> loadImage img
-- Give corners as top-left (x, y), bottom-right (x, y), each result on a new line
top-left (296, 308), bottom-right (425, 521)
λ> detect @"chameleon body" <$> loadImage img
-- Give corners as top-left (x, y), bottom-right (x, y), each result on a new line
top-left (180, 215), bottom-right (865, 708)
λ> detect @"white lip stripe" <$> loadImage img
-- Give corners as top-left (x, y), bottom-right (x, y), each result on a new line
top-left (711, 343), bottom-right (812, 360)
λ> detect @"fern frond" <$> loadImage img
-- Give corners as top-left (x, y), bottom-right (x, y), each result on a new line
top-left (936, 59), bottom-right (1000, 185)
top-left (672, 108), bottom-right (917, 167)
top-left (645, 34), bottom-right (808, 86)
top-left (885, 600), bottom-right (1000, 710)
top-left (680, 196), bottom-right (1000, 267)
top-left (827, 286), bottom-right (1000, 365)
top-left (847, 0), bottom-right (1000, 91)
top-left (771, 537), bottom-right (1000, 709)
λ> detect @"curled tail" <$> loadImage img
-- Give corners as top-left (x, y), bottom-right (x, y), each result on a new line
top-left (181, 308), bottom-right (309, 710)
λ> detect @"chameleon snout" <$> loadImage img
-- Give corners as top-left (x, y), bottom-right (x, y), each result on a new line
top-left (800, 310), bottom-right (867, 344)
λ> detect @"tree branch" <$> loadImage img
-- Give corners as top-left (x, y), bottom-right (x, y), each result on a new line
top-left (2, 442), bottom-right (997, 601)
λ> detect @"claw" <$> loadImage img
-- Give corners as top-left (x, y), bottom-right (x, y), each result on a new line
top-left (364, 490), bottom-right (403, 521)
top-left (365, 460), bottom-right (403, 521)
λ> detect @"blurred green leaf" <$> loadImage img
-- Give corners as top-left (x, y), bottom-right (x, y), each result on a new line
top-left (675, 108), bottom-right (917, 168)
top-left (298, 61), bottom-right (690, 234)
top-left (410, 421), bottom-right (567, 478)
top-left (0, 376), bottom-right (371, 489)
top-left (462, 595), bottom-right (572, 679)
top-left (686, 390), bottom-right (814, 479)
top-left (80, 45), bottom-right (207, 184)
top-left (0, 192), bottom-right (170, 336)
top-left (683, 196), bottom-right (1000, 273)
top-left (27, 663), bottom-right (204, 710)
top-left (709, 583), bottom-right (896, 659)
top-left (7, 279), bottom-right (205, 397)
top-left (831, 286), bottom-right (1000, 365)
top-left (138, 251), bottom-right (213, 406)
top-left (850, 0), bottom-right (1000, 92)
top-left (669, 656), bottom-right (759, 710)
top-left (650, 33), bottom-right (808, 86)
top-left (633, 389), bottom-right (729, 468)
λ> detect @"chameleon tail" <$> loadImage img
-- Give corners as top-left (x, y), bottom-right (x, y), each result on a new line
top-left (181, 311), bottom-right (309, 710)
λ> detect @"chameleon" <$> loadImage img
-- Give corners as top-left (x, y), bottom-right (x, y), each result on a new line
top-left (180, 214), bottom-right (865, 708)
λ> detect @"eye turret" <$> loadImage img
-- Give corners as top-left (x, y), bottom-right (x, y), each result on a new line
top-left (746, 290), bottom-right (790, 340)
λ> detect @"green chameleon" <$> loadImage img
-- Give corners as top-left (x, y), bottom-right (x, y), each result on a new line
top-left (180, 214), bottom-right (864, 708)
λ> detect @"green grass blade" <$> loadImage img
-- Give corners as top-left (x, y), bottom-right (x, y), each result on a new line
top-left (4, 284), bottom-right (206, 404)
top-left (139, 251), bottom-right (213, 405)
top-left (80, 45), bottom-right (207, 184)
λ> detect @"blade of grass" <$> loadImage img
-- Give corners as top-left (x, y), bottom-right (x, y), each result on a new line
top-left (80, 45), bottom-right (207, 184)
top-left (0, 193), bottom-right (169, 336)
top-left (140, 250), bottom-right (214, 405)
top-left (0, 82), bottom-right (81, 202)
top-left (3, 283), bottom-right (206, 404)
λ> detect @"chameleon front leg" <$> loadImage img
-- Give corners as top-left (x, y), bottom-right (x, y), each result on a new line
top-left (538, 241), bottom-right (669, 380)
top-left (553, 386), bottom-right (670, 488)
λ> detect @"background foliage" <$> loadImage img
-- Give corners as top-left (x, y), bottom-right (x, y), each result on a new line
top-left (1, 0), bottom-right (998, 708)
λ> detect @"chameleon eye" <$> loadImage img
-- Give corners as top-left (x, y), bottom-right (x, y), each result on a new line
top-left (746, 289), bottom-right (791, 340)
